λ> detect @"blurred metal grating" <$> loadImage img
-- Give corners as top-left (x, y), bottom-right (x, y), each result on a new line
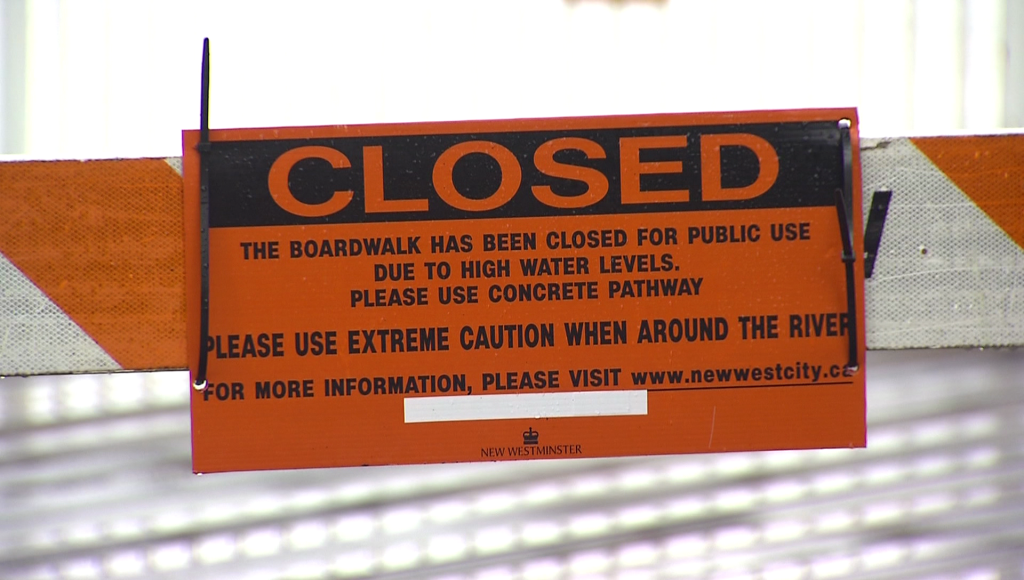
top-left (1, 349), bottom-right (1022, 579)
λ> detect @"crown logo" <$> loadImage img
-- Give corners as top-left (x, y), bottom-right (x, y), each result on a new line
top-left (523, 427), bottom-right (539, 446)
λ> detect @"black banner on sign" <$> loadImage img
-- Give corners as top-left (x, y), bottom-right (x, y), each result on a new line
top-left (208, 122), bottom-right (843, 228)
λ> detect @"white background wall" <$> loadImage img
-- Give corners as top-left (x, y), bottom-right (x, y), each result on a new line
top-left (4, 0), bottom-right (1013, 159)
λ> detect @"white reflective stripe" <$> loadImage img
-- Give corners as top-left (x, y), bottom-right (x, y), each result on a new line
top-left (861, 138), bottom-right (1024, 349)
top-left (0, 253), bottom-right (119, 375)
top-left (404, 391), bottom-right (648, 423)
top-left (163, 157), bottom-right (183, 176)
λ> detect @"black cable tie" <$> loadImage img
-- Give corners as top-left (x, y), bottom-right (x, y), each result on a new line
top-left (194, 38), bottom-right (211, 390)
top-left (863, 189), bottom-right (892, 279)
top-left (835, 119), bottom-right (859, 375)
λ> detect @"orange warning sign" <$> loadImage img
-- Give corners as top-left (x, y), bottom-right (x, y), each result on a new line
top-left (184, 109), bottom-right (865, 473)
